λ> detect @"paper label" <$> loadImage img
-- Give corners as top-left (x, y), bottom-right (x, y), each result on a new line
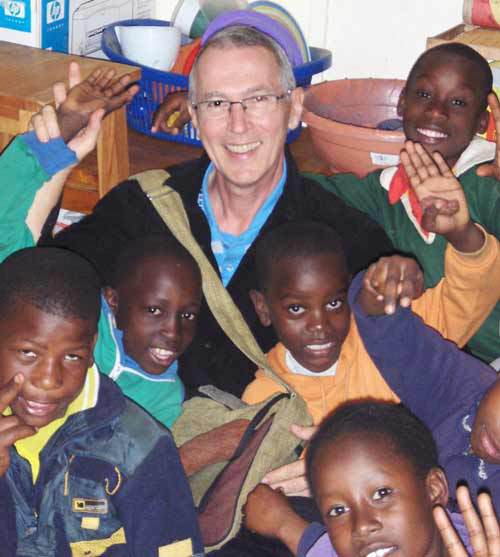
top-left (370, 152), bottom-right (400, 166)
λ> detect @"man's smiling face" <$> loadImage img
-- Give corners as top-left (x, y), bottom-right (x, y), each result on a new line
top-left (188, 44), bottom-right (303, 193)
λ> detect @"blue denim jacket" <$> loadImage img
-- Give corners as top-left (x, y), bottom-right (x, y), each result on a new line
top-left (0, 375), bottom-right (204, 557)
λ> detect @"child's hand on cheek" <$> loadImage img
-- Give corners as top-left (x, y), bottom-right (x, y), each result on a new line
top-left (434, 485), bottom-right (500, 557)
top-left (477, 92), bottom-right (500, 181)
top-left (243, 484), bottom-right (308, 554)
top-left (0, 374), bottom-right (37, 476)
top-left (360, 255), bottom-right (424, 316)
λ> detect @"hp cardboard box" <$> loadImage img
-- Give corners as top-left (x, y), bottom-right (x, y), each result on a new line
top-left (0, 0), bottom-right (153, 56)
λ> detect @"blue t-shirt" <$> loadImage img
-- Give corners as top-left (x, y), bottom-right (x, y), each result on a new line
top-left (199, 160), bottom-right (287, 286)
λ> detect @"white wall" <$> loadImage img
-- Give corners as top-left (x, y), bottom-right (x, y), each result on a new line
top-left (155, 0), bottom-right (464, 80)
top-left (325, 0), bottom-right (464, 79)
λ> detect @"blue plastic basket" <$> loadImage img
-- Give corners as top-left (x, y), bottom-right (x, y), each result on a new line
top-left (102, 18), bottom-right (332, 146)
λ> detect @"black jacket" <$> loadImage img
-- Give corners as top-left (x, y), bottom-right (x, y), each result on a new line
top-left (47, 150), bottom-right (392, 396)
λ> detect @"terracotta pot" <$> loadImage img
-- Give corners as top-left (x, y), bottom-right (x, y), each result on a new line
top-left (302, 78), bottom-right (406, 178)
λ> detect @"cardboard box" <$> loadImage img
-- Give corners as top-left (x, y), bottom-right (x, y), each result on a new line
top-left (427, 23), bottom-right (500, 61)
top-left (0, 0), bottom-right (153, 56)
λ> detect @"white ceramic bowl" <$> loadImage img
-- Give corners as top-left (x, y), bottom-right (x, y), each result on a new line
top-left (115, 25), bottom-right (181, 71)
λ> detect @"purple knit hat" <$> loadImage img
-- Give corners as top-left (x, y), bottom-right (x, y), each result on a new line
top-left (200, 9), bottom-right (303, 66)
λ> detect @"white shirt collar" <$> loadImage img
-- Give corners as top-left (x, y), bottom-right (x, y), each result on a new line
top-left (285, 349), bottom-right (338, 377)
top-left (379, 136), bottom-right (496, 191)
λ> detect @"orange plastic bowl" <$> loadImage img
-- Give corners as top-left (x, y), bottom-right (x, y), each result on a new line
top-left (302, 79), bottom-right (406, 178)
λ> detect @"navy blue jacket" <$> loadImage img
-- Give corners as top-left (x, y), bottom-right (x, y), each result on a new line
top-left (349, 273), bottom-right (500, 509)
top-left (0, 374), bottom-right (204, 557)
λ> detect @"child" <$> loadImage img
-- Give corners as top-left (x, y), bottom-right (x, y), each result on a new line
top-left (0, 68), bottom-right (203, 429)
top-left (242, 219), bottom-right (499, 424)
top-left (309, 43), bottom-right (500, 367)
top-left (243, 402), bottom-right (497, 557)
top-left (96, 234), bottom-right (202, 427)
top-left (0, 247), bottom-right (203, 556)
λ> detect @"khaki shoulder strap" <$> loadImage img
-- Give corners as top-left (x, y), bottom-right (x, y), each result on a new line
top-left (132, 169), bottom-right (295, 395)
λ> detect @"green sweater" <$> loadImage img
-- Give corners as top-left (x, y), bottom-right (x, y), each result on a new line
top-left (307, 137), bottom-right (500, 365)
top-left (0, 136), bottom-right (183, 428)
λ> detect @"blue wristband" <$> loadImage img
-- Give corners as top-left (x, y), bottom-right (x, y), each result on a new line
top-left (22, 131), bottom-right (78, 176)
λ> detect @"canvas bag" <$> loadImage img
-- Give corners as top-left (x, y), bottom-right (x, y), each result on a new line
top-left (134, 169), bottom-right (313, 551)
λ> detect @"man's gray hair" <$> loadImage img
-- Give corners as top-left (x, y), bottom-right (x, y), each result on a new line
top-left (188, 25), bottom-right (296, 103)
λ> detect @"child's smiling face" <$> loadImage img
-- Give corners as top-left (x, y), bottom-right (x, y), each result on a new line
top-left (398, 53), bottom-right (489, 168)
top-left (251, 252), bottom-right (351, 372)
top-left (0, 302), bottom-right (96, 428)
top-left (105, 255), bottom-right (202, 375)
top-left (310, 431), bottom-right (448, 557)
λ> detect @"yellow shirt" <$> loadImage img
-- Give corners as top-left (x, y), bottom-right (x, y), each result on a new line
top-left (243, 233), bottom-right (500, 424)
top-left (5, 365), bottom-right (99, 482)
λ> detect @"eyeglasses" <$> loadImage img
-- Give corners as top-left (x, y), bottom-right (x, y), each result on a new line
top-left (192, 91), bottom-right (291, 120)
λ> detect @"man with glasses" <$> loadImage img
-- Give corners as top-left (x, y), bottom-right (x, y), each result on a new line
top-left (46, 19), bottom-right (392, 399)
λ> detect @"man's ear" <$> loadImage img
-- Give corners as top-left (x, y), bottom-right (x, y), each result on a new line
top-left (187, 101), bottom-right (199, 132)
top-left (425, 467), bottom-right (449, 507)
top-left (288, 87), bottom-right (305, 130)
top-left (476, 109), bottom-right (489, 135)
top-left (249, 289), bottom-right (272, 327)
top-left (103, 286), bottom-right (119, 316)
top-left (397, 87), bottom-right (407, 117)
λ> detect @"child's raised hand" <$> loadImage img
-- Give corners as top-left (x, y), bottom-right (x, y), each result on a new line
top-left (359, 255), bottom-right (424, 316)
top-left (151, 91), bottom-right (190, 135)
top-left (477, 92), bottom-right (500, 181)
top-left (0, 374), bottom-right (36, 477)
top-left (400, 140), bottom-right (470, 237)
top-left (56, 61), bottom-right (140, 143)
top-left (243, 483), bottom-right (308, 553)
top-left (434, 485), bottom-right (500, 557)
top-left (30, 102), bottom-right (103, 163)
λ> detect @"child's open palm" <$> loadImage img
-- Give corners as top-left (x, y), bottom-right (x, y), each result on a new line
top-left (31, 62), bottom-right (139, 161)
top-left (434, 485), bottom-right (500, 557)
top-left (55, 61), bottom-right (139, 143)
top-left (400, 140), bottom-right (469, 237)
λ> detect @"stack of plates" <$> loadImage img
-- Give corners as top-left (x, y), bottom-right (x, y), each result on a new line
top-left (173, 0), bottom-right (248, 38)
top-left (249, 1), bottom-right (310, 62)
top-left (172, 0), bottom-right (311, 63)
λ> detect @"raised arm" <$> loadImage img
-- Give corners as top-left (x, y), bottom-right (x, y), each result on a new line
top-left (0, 62), bottom-right (138, 260)
top-left (350, 271), bottom-right (497, 431)
top-left (399, 141), bottom-right (500, 346)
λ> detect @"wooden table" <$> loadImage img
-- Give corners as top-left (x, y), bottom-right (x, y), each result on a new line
top-left (0, 41), bottom-right (141, 211)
